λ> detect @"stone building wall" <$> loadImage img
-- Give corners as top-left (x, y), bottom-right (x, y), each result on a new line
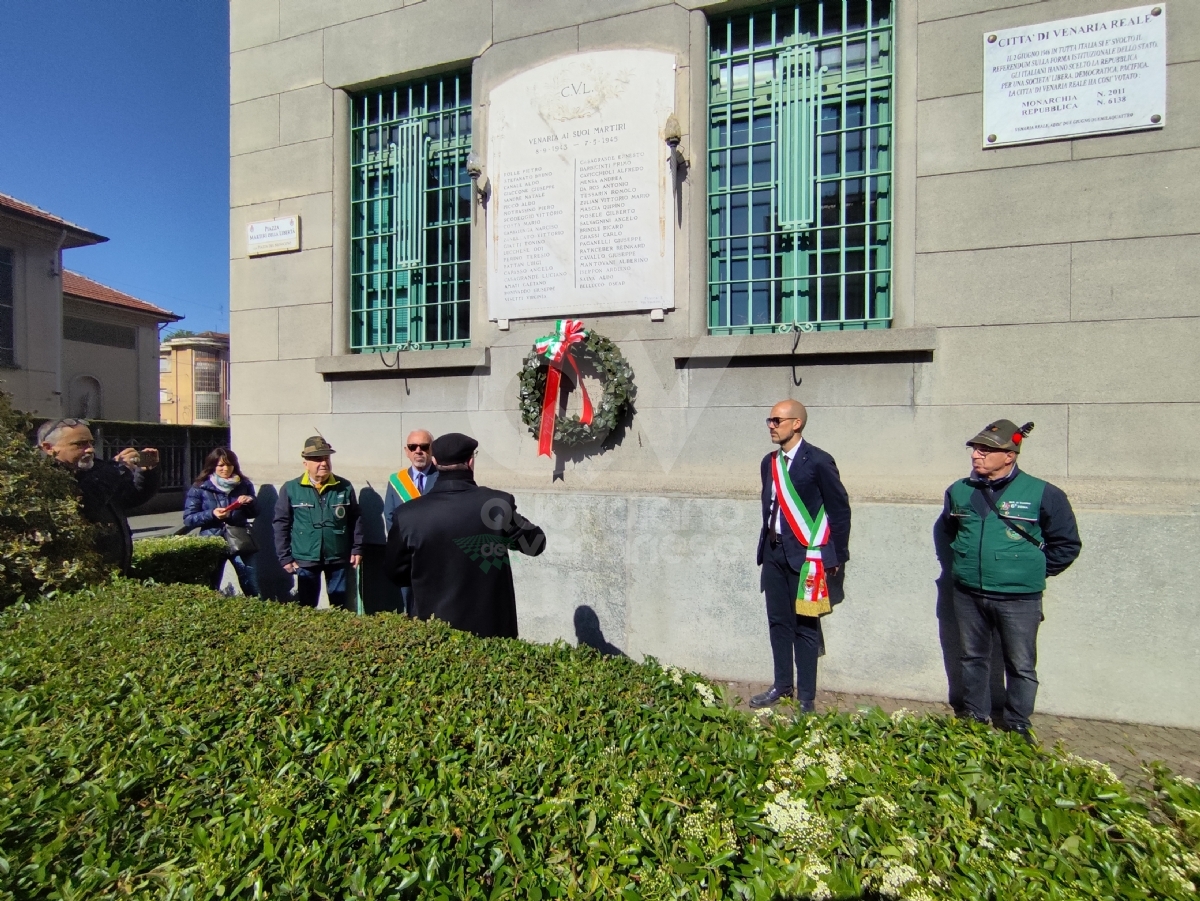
top-left (0, 218), bottom-right (65, 417)
top-left (229, 0), bottom-right (1200, 727)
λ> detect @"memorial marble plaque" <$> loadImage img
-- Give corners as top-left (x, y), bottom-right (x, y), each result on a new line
top-left (983, 5), bottom-right (1166, 147)
top-left (486, 50), bottom-right (676, 320)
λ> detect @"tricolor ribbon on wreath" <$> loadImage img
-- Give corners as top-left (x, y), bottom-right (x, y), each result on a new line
top-left (533, 319), bottom-right (594, 457)
top-left (771, 449), bottom-right (832, 617)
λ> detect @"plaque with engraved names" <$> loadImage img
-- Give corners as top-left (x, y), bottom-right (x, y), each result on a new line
top-left (486, 50), bottom-right (676, 320)
top-left (983, 5), bottom-right (1166, 147)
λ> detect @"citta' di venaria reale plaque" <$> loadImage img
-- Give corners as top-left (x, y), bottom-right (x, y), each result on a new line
top-left (983, 4), bottom-right (1166, 148)
top-left (486, 50), bottom-right (676, 321)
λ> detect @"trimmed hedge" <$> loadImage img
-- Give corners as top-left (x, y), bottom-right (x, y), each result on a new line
top-left (0, 583), bottom-right (1197, 900)
top-left (0, 390), bottom-right (104, 605)
top-left (129, 535), bottom-right (228, 585)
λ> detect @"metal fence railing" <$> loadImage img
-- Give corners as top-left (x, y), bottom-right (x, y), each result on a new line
top-left (32, 420), bottom-right (230, 492)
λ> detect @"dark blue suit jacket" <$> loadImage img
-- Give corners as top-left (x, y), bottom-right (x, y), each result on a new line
top-left (383, 467), bottom-right (439, 534)
top-left (757, 441), bottom-right (852, 571)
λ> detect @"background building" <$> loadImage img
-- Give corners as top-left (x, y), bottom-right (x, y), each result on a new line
top-left (160, 331), bottom-right (231, 425)
top-left (0, 192), bottom-right (106, 416)
top-left (61, 270), bottom-right (180, 421)
top-left (228, 0), bottom-right (1199, 727)
top-left (0, 193), bottom-right (179, 420)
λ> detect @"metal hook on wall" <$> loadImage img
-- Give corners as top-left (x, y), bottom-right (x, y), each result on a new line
top-left (375, 348), bottom-right (411, 394)
top-left (780, 321), bottom-right (813, 386)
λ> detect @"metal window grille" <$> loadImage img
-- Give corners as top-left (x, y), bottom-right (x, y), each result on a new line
top-left (66, 422), bottom-right (231, 492)
top-left (194, 393), bottom-right (223, 422)
top-left (708, 0), bottom-right (893, 334)
top-left (63, 316), bottom-right (137, 349)
top-left (351, 72), bottom-right (473, 352)
top-left (0, 247), bottom-right (13, 367)
top-left (194, 359), bottom-right (221, 393)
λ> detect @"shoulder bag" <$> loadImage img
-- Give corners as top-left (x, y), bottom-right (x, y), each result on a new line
top-left (224, 524), bottom-right (258, 556)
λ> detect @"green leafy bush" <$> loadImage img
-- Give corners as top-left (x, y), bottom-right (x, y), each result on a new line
top-left (1152, 763), bottom-right (1200, 849)
top-left (0, 583), bottom-right (1197, 900)
top-left (0, 391), bottom-right (104, 606)
top-left (129, 535), bottom-right (227, 585)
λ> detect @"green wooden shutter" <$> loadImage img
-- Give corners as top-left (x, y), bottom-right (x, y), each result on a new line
top-left (394, 120), bottom-right (426, 269)
top-left (351, 72), bottom-right (472, 352)
top-left (707, 2), bottom-right (894, 335)
top-left (775, 45), bottom-right (819, 230)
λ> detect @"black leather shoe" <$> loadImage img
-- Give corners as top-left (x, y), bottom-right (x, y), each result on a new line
top-left (797, 698), bottom-right (816, 714)
top-left (957, 712), bottom-right (991, 727)
top-left (1011, 726), bottom-right (1038, 747)
top-left (749, 685), bottom-right (793, 708)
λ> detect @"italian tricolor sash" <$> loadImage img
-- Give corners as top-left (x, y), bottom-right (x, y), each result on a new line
top-left (772, 449), bottom-right (832, 617)
top-left (388, 469), bottom-right (422, 503)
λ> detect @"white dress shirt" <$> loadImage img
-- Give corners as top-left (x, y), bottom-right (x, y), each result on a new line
top-left (771, 438), bottom-right (803, 534)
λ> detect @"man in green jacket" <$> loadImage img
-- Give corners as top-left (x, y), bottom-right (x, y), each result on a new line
top-left (273, 436), bottom-right (363, 608)
top-left (940, 420), bottom-right (1081, 742)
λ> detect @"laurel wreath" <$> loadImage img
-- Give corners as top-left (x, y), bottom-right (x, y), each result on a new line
top-left (517, 330), bottom-right (636, 448)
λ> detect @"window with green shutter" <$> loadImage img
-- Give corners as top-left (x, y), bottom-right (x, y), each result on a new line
top-left (708, 1), bottom-right (893, 334)
top-left (350, 73), bottom-right (473, 351)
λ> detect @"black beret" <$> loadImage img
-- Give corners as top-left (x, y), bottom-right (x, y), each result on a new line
top-left (432, 432), bottom-right (478, 465)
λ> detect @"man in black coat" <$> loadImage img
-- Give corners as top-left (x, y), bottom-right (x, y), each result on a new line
top-left (383, 432), bottom-right (546, 638)
top-left (751, 400), bottom-right (851, 711)
top-left (37, 418), bottom-right (160, 574)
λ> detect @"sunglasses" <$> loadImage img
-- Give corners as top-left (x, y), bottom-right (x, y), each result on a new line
top-left (407, 443), bottom-right (431, 452)
top-left (765, 417), bottom-right (799, 427)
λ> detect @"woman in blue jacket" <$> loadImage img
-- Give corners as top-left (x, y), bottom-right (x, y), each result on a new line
top-left (184, 447), bottom-right (259, 596)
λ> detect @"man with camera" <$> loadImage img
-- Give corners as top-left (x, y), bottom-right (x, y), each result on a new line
top-left (37, 418), bottom-right (160, 574)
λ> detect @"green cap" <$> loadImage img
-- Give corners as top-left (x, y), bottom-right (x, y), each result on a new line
top-left (966, 420), bottom-right (1033, 454)
top-left (301, 435), bottom-right (336, 458)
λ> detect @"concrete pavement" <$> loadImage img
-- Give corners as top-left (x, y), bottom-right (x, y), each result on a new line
top-left (129, 511), bottom-right (185, 540)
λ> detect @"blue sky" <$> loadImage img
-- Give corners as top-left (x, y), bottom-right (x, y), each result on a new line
top-left (0, 2), bottom-right (229, 334)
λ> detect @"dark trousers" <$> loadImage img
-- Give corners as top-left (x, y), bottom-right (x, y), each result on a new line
top-left (953, 583), bottom-right (1042, 730)
top-left (761, 539), bottom-right (824, 702)
top-left (295, 563), bottom-right (349, 609)
top-left (212, 554), bottom-right (259, 597)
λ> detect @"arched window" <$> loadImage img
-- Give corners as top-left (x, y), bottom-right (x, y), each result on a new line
top-left (69, 375), bottom-right (103, 419)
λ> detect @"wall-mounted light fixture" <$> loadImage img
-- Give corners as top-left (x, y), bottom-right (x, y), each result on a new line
top-left (663, 113), bottom-right (686, 167)
top-left (466, 151), bottom-right (490, 204)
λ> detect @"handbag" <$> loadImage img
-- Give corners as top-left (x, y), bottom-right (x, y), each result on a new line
top-left (224, 524), bottom-right (258, 556)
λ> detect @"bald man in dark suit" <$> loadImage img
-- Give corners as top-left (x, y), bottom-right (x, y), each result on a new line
top-left (751, 400), bottom-right (851, 711)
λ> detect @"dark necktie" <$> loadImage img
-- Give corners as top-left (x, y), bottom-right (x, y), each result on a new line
top-left (416, 471), bottom-right (425, 494)
top-left (769, 451), bottom-right (786, 536)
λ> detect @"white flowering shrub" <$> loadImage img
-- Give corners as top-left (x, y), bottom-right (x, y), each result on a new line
top-left (593, 659), bottom-right (1200, 899)
top-left (748, 705), bottom-right (1199, 899)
